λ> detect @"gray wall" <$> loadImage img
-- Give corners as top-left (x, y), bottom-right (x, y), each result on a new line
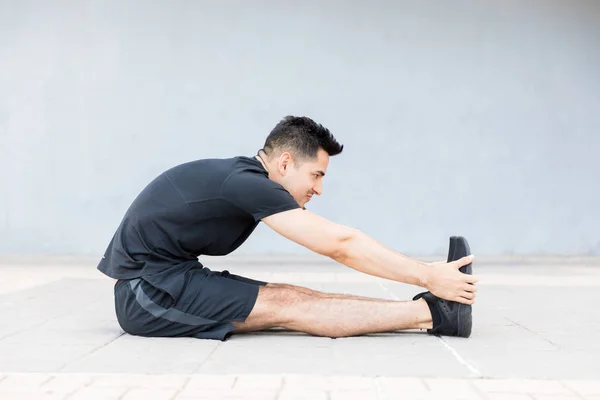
top-left (1, 1), bottom-right (599, 256)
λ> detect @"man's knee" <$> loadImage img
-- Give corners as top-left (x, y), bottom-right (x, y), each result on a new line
top-left (248, 286), bottom-right (312, 324)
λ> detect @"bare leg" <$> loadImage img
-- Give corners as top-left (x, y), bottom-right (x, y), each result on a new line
top-left (266, 283), bottom-right (399, 302)
top-left (232, 285), bottom-right (432, 338)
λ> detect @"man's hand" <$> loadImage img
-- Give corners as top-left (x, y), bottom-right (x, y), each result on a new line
top-left (425, 255), bottom-right (478, 304)
top-left (427, 260), bottom-right (446, 267)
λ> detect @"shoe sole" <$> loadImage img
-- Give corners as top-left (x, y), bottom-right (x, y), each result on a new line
top-left (448, 236), bottom-right (472, 338)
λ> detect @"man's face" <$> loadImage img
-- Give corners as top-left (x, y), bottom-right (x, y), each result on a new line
top-left (282, 148), bottom-right (329, 208)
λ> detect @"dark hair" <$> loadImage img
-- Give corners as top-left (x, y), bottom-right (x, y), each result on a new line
top-left (262, 116), bottom-right (343, 160)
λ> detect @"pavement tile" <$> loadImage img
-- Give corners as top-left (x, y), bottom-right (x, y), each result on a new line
top-left (329, 389), bottom-right (381, 400)
top-left (332, 338), bottom-right (469, 377)
top-left (0, 374), bottom-right (53, 390)
top-left (486, 394), bottom-right (533, 400)
top-left (197, 335), bottom-right (334, 375)
top-left (91, 373), bottom-right (188, 389)
top-left (283, 375), bottom-right (375, 391)
top-left (472, 379), bottom-right (571, 395)
top-left (423, 378), bottom-right (482, 399)
top-left (563, 380), bottom-right (600, 396)
top-left (62, 335), bottom-right (217, 373)
top-left (121, 387), bottom-right (180, 400)
top-left (277, 388), bottom-right (328, 400)
top-left (65, 386), bottom-right (129, 400)
top-left (183, 374), bottom-right (236, 390)
top-left (0, 343), bottom-right (102, 373)
top-left (0, 392), bottom-right (63, 400)
top-left (177, 388), bottom-right (278, 399)
top-left (39, 374), bottom-right (94, 395)
top-left (233, 374), bottom-right (283, 390)
top-left (377, 377), bottom-right (428, 396)
top-left (330, 376), bottom-right (375, 390)
top-left (283, 375), bottom-right (334, 390)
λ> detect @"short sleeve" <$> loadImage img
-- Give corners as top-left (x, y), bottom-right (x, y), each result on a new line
top-left (221, 170), bottom-right (301, 221)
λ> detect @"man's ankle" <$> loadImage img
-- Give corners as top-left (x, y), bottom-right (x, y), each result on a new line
top-left (415, 298), bottom-right (434, 329)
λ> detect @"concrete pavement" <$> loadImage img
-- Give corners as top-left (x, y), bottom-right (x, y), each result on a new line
top-left (1, 255), bottom-right (599, 399)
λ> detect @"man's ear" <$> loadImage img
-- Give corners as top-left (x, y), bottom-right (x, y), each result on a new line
top-left (278, 152), bottom-right (291, 175)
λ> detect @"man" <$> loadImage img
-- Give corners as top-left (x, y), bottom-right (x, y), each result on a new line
top-left (98, 116), bottom-right (478, 341)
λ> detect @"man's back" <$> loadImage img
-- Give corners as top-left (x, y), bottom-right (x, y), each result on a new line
top-left (97, 155), bottom-right (300, 299)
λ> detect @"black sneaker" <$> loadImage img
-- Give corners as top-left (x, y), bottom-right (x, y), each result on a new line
top-left (453, 235), bottom-right (473, 275)
top-left (413, 236), bottom-right (473, 338)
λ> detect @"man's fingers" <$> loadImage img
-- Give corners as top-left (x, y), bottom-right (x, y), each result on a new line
top-left (460, 291), bottom-right (476, 299)
top-left (463, 284), bottom-right (477, 293)
top-left (454, 255), bottom-right (475, 268)
top-left (464, 274), bottom-right (479, 284)
top-left (455, 296), bottom-right (475, 305)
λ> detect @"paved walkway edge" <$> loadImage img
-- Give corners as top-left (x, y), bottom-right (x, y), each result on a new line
top-left (0, 373), bottom-right (599, 399)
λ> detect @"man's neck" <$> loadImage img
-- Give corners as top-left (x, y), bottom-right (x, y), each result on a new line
top-left (255, 150), bottom-right (270, 172)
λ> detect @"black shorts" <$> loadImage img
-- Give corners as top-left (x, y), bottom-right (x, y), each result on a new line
top-left (114, 266), bottom-right (267, 341)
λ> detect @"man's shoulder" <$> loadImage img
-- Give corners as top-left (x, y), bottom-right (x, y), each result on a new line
top-left (220, 156), bottom-right (270, 184)
top-left (165, 155), bottom-right (263, 175)
top-left (160, 155), bottom-right (271, 199)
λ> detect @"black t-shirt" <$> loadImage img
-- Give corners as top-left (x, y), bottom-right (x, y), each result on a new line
top-left (97, 156), bottom-right (301, 299)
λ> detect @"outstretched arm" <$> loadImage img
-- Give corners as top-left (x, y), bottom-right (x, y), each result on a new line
top-left (262, 209), bottom-right (477, 304)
